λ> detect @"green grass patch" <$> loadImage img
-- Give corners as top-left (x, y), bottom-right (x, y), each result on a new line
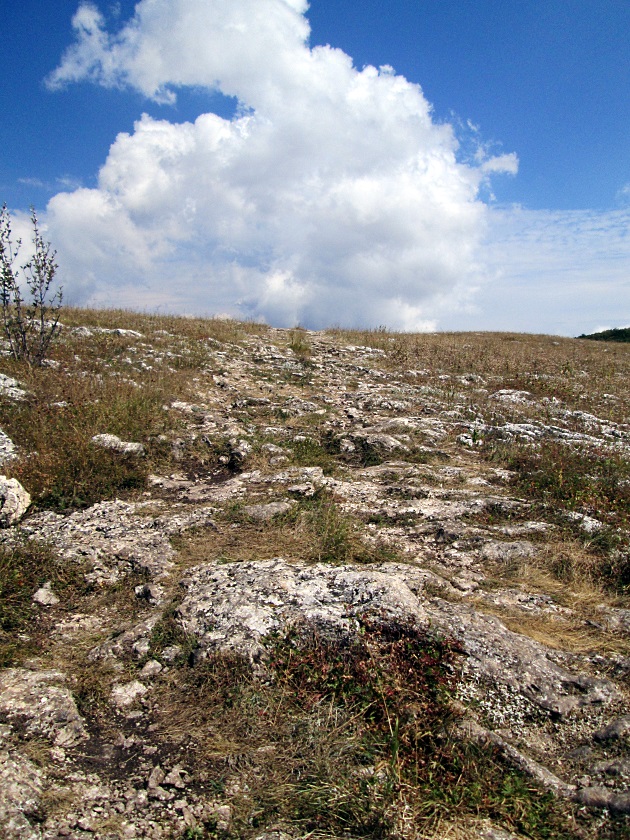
top-left (0, 538), bottom-right (84, 667)
top-left (484, 439), bottom-right (630, 594)
top-left (289, 436), bottom-right (339, 474)
top-left (0, 368), bottom-right (174, 510)
top-left (293, 491), bottom-right (401, 565)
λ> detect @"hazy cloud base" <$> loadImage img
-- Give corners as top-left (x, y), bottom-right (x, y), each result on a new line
top-left (44, 0), bottom-right (518, 330)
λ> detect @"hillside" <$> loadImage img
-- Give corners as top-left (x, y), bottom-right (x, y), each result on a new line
top-left (1, 310), bottom-right (630, 840)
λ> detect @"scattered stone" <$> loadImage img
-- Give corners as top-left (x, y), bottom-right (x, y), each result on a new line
top-left (0, 476), bottom-right (30, 526)
top-left (19, 499), bottom-right (215, 584)
top-left (147, 765), bottom-right (166, 790)
top-left (0, 373), bottom-right (27, 401)
top-left (229, 439), bottom-right (252, 464)
top-left (0, 430), bottom-right (16, 465)
top-left (490, 389), bottom-right (533, 404)
top-left (111, 681), bottom-right (148, 709)
top-left (253, 833), bottom-right (295, 840)
top-left (477, 826), bottom-right (520, 840)
top-left (565, 511), bottom-right (604, 534)
top-left (211, 804), bottom-right (232, 832)
top-left (160, 645), bottom-right (183, 663)
top-left (480, 541), bottom-right (536, 563)
top-left (32, 581), bottom-right (60, 606)
top-left (593, 715), bottom-right (630, 742)
top-left (146, 765), bottom-right (175, 801)
top-left (91, 433), bottom-right (145, 456)
top-left (0, 750), bottom-right (44, 840)
top-left (287, 483), bottom-right (316, 497)
top-left (242, 501), bottom-right (293, 521)
top-left (134, 582), bottom-right (165, 605)
top-left (573, 786), bottom-right (613, 809)
top-left (163, 765), bottom-right (187, 789)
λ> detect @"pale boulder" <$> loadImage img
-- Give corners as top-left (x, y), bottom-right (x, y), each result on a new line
top-left (0, 476), bottom-right (30, 526)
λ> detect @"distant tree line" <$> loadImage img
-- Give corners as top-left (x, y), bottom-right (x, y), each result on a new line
top-left (577, 327), bottom-right (630, 343)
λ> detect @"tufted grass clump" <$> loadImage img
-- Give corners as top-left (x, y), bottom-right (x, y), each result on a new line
top-left (287, 327), bottom-right (312, 360)
top-left (299, 491), bottom-right (399, 565)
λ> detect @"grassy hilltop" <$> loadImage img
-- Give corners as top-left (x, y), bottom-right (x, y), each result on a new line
top-left (0, 308), bottom-right (630, 840)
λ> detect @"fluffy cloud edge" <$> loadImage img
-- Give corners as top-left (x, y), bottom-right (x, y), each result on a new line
top-left (43, 0), bottom-right (521, 331)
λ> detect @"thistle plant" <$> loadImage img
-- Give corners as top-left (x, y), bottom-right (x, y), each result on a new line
top-left (0, 204), bottom-right (63, 366)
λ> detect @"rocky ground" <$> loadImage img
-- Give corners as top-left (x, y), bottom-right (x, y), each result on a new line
top-left (0, 315), bottom-right (629, 839)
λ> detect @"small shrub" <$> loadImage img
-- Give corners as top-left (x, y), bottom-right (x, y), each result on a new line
top-left (0, 205), bottom-right (63, 366)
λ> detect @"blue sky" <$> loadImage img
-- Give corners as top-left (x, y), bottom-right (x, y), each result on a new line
top-left (2, 0), bottom-right (629, 334)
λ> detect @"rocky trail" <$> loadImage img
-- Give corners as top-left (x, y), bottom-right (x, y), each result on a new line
top-left (0, 318), bottom-right (629, 839)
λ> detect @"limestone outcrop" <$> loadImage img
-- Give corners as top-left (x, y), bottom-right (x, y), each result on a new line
top-left (0, 320), bottom-right (629, 839)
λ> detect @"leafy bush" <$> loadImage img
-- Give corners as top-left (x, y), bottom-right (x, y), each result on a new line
top-left (0, 205), bottom-right (63, 366)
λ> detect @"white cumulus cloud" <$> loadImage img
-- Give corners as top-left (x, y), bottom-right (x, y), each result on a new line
top-left (45, 0), bottom-right (517, 328)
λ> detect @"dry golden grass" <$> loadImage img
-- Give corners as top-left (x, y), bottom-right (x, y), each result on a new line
top-left (330, 327), bottom-right (630, 421)
top-left (475, 538), bottom-right (630, 654)
top-left (59, 306), bottom-right (269, 344)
